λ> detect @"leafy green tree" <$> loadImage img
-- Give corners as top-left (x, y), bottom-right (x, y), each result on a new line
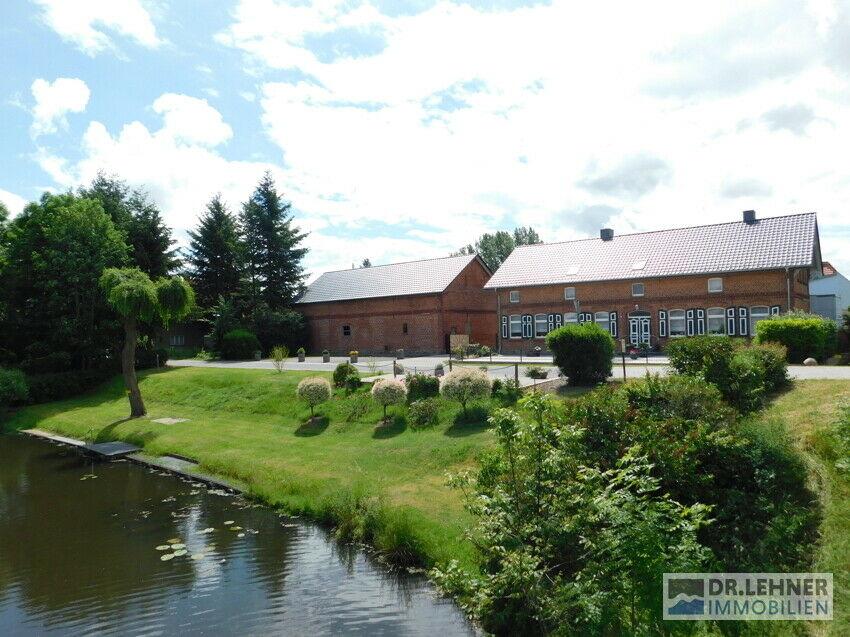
top-left (453, 226), bottom-right (542, 271)
top-left (79, 171), bottom-right (132, 230)
top-left (126, 190), bottom-right (179, 277)
top-left (240, 172), bottom-right (308, 310)
top-left (1, 193), bottom-right (128, 368)
top-left (361, 258), bottom-right (371, 267)
top-left (100, 268), bottom-right (194, 417)
top-left (186, 194), bottom-right (244, 309)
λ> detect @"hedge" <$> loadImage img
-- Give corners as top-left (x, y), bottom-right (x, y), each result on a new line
top-left (754, 313), bottom-right (837, 362)
top-left (220, 329), bottom-right (261, 360)
top-left (546, 322), bottom-right (614, 385)
top-left (25, 369), bottom-right (114, 404)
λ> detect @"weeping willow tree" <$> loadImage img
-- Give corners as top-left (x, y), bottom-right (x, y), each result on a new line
top-left (100, 268), bottom-right (194, 417)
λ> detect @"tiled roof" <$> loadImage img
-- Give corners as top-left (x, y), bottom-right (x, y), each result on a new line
top-left (484, 213), bottom-right (818, 289)
top-left (297, 254), bottom-right (480, 304)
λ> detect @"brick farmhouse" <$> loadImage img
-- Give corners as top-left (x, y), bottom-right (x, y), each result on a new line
top-left (296, 254), bottom-right (496, 355)
top-left (484, 211), bottom-right (823, 354)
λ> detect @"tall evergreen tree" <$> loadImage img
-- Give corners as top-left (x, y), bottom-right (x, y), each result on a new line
top-left (239, 172), bottom-right (307, 310)
top-left (126, 190), bottom-right (179, 277)
top-left (79, 171), bottom-right (132, 231)
top-left (186, 194), bottom-right (244, 309)
top-left (453, 226), bottom-right (543, 271)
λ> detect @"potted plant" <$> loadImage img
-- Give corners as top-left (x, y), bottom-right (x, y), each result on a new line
top-left (322, 349), bottom-right (330, 363)
top-left (628, 346), bottom-right (639, 360)
top-left (297, 347), bottom-right (306, 362)
top-left (638, 342), bottom-right (650, 358)
top-left (532, 345), bottom-right (542, 357)
top-left (434, 362), bottom-right (444, 377)
top-left (349, 350), bottom-right (359, 363)
top-left (396, 348), bottom-right (405, 360)
top-left (393, 361), bottom-right (404, 376)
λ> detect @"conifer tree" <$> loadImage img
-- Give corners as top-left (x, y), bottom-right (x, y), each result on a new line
top-left (186, 194), bottom-right (243, 309)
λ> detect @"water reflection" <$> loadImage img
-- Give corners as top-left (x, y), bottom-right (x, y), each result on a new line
top-left (0, 434), bottom-right (474, 636)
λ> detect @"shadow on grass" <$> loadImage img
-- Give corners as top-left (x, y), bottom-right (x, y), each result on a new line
top-left (295, 416), bottom-right (330, 436)
top-left (94, 417), bottom-right (134, 442)
top-left (444, 405), bottom-right (491, 437)
top-left (372, 415), bottom-right (406, 439)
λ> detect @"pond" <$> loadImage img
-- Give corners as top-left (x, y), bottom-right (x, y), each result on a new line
top-left (0, 434), bottom-right (475, 636)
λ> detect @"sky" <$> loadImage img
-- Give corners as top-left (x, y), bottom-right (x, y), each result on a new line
top-left (1, 0), bottom-right (849, 279)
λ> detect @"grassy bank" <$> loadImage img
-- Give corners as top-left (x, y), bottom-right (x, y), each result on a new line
top-left (4, 366), bottom-right (499, 569)
top-left (761, 380), bottom-right (850, 636)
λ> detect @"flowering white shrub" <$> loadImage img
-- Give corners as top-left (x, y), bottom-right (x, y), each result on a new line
top-left (371, 378), bottom-right (407, 420)
top-left (440, 367), bottom-right (491, 416)
top-left (297, 376), bottom-right (332, 417)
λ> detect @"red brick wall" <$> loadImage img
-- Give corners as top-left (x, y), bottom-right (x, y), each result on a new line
top-left (298, 258), bottom-right (497, 355)
top-left (494, 268), bottom-right (811, 354)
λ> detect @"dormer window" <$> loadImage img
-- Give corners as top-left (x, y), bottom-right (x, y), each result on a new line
top-left (564, 286), bottom-right (576, 300)
top-left (708, 277), bottom-right (723, 293)
top-left (631, 282), bottom-right (645, 297)
top-left (509, 290), bottom-right (520, 303)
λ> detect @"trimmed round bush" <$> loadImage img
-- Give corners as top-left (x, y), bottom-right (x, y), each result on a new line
top-left (296, 376), bottom-right (332, 417)
top-left (754, 313), bottom-right (838, 362)
top-left (371, 378), bottom-right (407, 420)
top-left (666, 335), bottom-right (737, 377)
top-left (546, 322), bottom-right (614, 385)
top-left (440, 367), bottom-right (491, 416)
top-left (333, 362), bottom-right (358, 387)
top-left (0, 367), bottom-right (28, 409)
top-left (524, 365), bottom-right (549, 380)
top-left (408, 397), bottom-right (440, 429)
top-left (220, 329), bottom-right (260, 360)
top-left (747, 342), bottom-right (789, 392)
top-left (405, 373), bottom-right (440, 402)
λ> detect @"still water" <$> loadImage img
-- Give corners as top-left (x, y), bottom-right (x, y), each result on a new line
top-left (0, 434), bottom-right (475, 636)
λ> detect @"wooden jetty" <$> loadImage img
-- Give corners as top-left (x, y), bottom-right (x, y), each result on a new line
top-left (23, 429), bottom-right (140, 457)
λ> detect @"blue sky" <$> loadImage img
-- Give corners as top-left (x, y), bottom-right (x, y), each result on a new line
top-left (2, 0), bottom-right (850, 278)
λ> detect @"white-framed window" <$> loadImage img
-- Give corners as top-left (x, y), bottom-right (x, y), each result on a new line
top-left (631, 282), bottom-right (645, 297)
top-left (750, 306), bottom-right (770, 335)
top-left (594, 311), bottom-right (609, 333)
top-left (564, 312), bottom-right (578, 324)
top-left (509, 290), bottom-right (520, 303)
top-left (668, 309), bottom-right (686, 337)
top-left (169, 334), bottom-right (185, 346)
top-left (707, 307), bottom-right (726, 334)
top-left (708, 277), bottom-right (723, 293)
top-left (564, 286), bottom-right (576, 300)
top-left (509, 315), bottom-right (522, 338)
top-left (534, 313), bottom-right (548, 337)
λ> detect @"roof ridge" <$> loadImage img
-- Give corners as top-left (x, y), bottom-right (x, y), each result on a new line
top-left (314, 252), bottom-right (475, 277)
top-left (513, 211), bottom-right (817, 250)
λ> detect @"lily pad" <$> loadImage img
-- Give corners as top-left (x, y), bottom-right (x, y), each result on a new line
top-left (202, 527), bottom-right (215, 533)
top-left (191, 553), bottom-right (205, 560)
top-left (224, 520), bottom-right (234, 525)
top-left (230, 526), bottom-right (242, 531)
top-left (170, 543), bottom-right (186, 550)
top-left (173, 549), bottom-right (188, 557)
top-left (167, 538), bottom-right (181, 544)
top-left (155, 545), bottom-right (171, 551)
top-left (160, 553), bottom-right (175, 561)
top-left (237, 533), bottom-right (245, 538)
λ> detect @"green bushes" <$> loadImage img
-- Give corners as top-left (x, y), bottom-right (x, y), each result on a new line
top-left (220, 329), bottom-right (260, 360)
top-left (371, 378), bottom-right (407, 420)
top-left (0, 368), bottom-right (28, 410)
top-left (440, 368), bottom-right (491, 417)
top-left (24, 369), bottom-right (113, 404)
top-left (19, 351), bottom-right (72, 374)
top-left (667, 335), bottom-right (789, 413)
top-left (135, 344), bottom-right (169, 369)
top-left (296, 376), bottom-right (331, 417)
top-left (546, 322), bottom-right (613, 385)
top-left (404, 373), bottom-right (439, 402)
top-left (332, 362), bottom-right (358, 388)
top-left (435, 377), bottom-right (818, 634)
top-left (407, 398), bottom-right (440, 429)
top-left (755, 312), bottom-right (838, 362)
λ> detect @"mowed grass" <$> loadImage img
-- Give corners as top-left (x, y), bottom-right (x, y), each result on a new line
top-left (4, 366), bottom-right (498, 568)
top-left (761, 380), bottom-right (850, 636)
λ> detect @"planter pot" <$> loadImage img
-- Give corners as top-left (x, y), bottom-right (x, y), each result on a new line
top-left (298, 354), bottom-right (305, 362)
top-left (350, 356), bottom-right (358, 363)
top-left (629, 352), bottom-right (638, 360)
top-left (322, 354), bottom-right (330, 363)
top-left (435, 367), bottom-right (444, 377)
top-left (254, 351), bottom-right (262, 361)
top-left (397, 349), bottom-right (405, 360)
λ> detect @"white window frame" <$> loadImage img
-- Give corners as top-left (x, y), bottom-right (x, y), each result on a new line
top-left (631, 282), bottom-right (645, 297)
top-left (509, 314), bottom-right (522, 338)
top-left (708, 277), bottom-right (723, 293)
top-left (707, 307), bottom-right (726, 335)
top-left (594, 311), bottom-right (609, 332)
top-left (564, 312), bottom-right (578, 324)
top-left (509, 290), bottom-right (520, 303)
top-left (534, 313), bottom-right (548, 338)
top-left (668, 309), bottom-right (686, 337)
top-left (564, 286), bottom-right (576, 300)
top-left (750, 306), bottom-right (770, 335)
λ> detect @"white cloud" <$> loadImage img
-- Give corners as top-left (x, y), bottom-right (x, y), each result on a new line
top-left (37, 93), bottom-right (268, 234)
top-left (212, 0), bottom-right (850, 276)
top-left (30, 77), bottom-right (91, 137)
top-left (0, 189), bottom-right (28, 216)
top-left (33, 0), bottom-right (162, 55)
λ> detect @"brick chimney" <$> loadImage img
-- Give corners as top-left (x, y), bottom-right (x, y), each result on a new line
top-left (743, 210), bottom-right (756, 224)
top-left (600, 228), bottom-right (614, 241)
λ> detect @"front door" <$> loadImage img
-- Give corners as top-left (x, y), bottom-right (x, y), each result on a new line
top-left (628, 313), bottom-right (651, 346)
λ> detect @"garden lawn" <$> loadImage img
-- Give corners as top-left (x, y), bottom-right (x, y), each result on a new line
top-left (760, 380), bottom-right (850, 636)
top-left (4, 366), bottom-right (498, 569)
